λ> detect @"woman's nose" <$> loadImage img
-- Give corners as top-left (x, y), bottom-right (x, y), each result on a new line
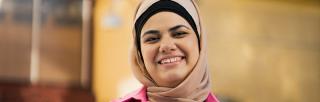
top-left (159, 38), bottom-right (177, 54)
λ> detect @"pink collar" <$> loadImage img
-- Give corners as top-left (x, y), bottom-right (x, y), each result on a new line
top-left (113, 86), bottom-right (219, 102)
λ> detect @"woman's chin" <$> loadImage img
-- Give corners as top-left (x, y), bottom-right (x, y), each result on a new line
top-left (158, 73), bottom-right (185, 87)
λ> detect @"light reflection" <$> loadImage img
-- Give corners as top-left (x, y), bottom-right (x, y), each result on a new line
top-left (0, 0), bottom-right (2, 10)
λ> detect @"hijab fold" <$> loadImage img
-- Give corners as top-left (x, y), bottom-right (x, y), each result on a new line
top-left (131, 0), bottom-right (211, 101)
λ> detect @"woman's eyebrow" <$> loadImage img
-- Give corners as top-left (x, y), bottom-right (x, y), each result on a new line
top-left (142, 30), bottom-right (160, 37)
top-left (169, 25), bottom-right (190, 32)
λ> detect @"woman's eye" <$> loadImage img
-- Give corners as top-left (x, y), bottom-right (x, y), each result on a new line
top-left (173, 31), bottom-right (188, 38)
top-left (144, 37), bottom-right (159, 43)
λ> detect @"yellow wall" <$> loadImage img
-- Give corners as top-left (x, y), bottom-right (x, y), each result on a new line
top-left (93, 0), bottom-right (139, 101)
top-left (202, 1), bottom-right (320, 102)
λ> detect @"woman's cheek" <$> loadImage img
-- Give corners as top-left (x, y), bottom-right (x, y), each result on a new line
top-left (143, 45), bottom-right (158, 67)
top-left (180, 37), bottom-right (199, 64)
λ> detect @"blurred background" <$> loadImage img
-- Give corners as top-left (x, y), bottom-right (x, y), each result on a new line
top-left (0, 0), bottom-right (319, 102)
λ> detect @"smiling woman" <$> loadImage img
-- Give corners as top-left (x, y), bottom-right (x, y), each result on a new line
top-left (140, 12), bottom-right (200, 88)
top-left (112, 0), bottom-right (219, 102)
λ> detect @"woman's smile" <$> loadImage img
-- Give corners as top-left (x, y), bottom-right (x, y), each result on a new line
top-left (157, 56), bottom-right (186, 67)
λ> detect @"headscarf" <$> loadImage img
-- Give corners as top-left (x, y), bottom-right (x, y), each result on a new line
top-left (130, 0), bottom-right (211, 101)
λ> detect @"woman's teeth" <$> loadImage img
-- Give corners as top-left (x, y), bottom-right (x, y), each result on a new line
top-left (160, 57), bottom-right (183, 64)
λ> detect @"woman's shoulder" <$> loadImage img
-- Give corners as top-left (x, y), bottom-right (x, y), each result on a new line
top-left (111, 86), bottom-right (148, 102)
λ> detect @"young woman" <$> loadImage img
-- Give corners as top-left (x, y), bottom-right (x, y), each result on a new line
top-left (114, 0), bottom-right (219, 101)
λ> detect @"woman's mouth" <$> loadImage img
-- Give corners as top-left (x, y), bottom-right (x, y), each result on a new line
top-left (158, 56), bottom-right (185, 64)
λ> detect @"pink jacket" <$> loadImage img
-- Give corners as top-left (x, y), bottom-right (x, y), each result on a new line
top-left (112, 87), bottom-right (219, 102)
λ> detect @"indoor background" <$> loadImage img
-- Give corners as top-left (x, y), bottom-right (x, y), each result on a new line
top-left (0, 0), bottom-right (319, 102)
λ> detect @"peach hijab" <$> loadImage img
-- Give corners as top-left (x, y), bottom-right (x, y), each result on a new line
top-left (131, 0), bottom-right (211, 101)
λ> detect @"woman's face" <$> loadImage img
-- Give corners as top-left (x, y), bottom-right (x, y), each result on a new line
top-left (140, 12), bottom-right (199, 87)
